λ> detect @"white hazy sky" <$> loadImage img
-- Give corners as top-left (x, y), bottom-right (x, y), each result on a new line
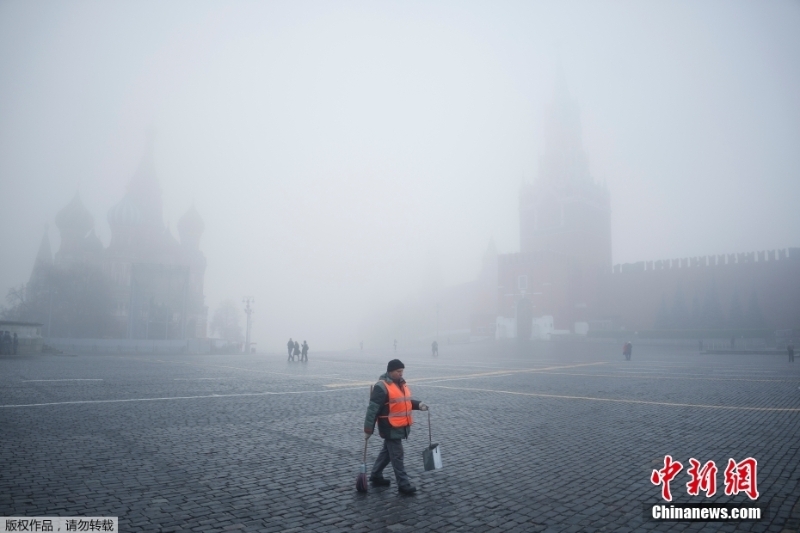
top-left (1, 1), bottom-right (799, 350)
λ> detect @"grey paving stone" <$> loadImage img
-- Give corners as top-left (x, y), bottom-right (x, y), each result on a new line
top-left (1, 344), bottom-right (798, 531)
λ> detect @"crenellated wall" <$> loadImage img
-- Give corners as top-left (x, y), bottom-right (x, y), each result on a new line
top-left (601, 248), bottom-right (800, 333)
top-left (612, 248), bottom-right (800, 274)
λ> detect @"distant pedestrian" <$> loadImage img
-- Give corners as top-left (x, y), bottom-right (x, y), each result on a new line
top-left (293, 340), bottom-right (300, 360)
top-left (12, 332), bottom-right (18, 355)
top-left (623, 341), bottom-right (632, 361)
top-left (394, 339), bottom-right (397, 353)
top-left (789, 344), bottom-right (795, 363)
top-left (431, 340), bottom-right (438, 357)
top-left (287, 338), bottom-right (295, 361)
top-left (2, 331), bottom-right (10, 355)
top-left (301, 340), bottom-right (309, 362)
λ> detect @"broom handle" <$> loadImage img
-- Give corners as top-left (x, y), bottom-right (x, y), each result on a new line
top-left (365, 384), bottom-right (372, 464)
top-left (428, 409), bottom-right (432, 446)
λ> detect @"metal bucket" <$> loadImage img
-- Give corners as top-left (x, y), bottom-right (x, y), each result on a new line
top-left (422, 410), bottom-right (442, 470)
top-left (423, 443), bottom-right (442, 471)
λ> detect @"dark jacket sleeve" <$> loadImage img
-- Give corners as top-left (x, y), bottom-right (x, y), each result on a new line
top-left (364, 382), bottom-right (387, 433)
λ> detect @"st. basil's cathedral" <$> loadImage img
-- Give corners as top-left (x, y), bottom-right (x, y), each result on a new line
top-left (27, 135), bottom-right (207, 341)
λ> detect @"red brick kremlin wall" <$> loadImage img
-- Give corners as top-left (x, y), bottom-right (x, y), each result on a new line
top-left (599, 248), bottom-right (800, 333)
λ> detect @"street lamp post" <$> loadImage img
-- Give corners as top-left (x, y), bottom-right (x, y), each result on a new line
top-left (436, 303), bottom-right (439, 342)
top-left (243, 297), bottom-right (254, 353)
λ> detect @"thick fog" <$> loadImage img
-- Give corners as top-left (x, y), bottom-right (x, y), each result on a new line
top-left (1, 1), bottom-right (799, 350)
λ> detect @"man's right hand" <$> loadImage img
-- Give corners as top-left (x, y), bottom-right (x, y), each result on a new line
top-left (364, 432), bottom-right (371, 440)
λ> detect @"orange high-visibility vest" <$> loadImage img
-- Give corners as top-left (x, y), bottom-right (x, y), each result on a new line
top-left (378, 381), bottom-right (413, 428)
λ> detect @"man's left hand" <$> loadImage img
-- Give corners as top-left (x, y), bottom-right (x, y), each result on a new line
top-left (419, 403), bottom-right (429, 411)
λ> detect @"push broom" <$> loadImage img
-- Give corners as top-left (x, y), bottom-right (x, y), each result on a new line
top-left (356, 437), bottom-right (368, 492)
top-left (356, 385), bottom-right (373, 493)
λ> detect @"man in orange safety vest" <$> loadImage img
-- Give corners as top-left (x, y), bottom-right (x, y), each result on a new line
top-left (364, 359), bottom-right (428, 494)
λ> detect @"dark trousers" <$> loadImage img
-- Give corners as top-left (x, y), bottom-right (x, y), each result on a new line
top-left (371, 438), bottom-right (411, 488)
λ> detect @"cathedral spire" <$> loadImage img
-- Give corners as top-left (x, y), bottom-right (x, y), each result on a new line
top-left (28, 225), bottom-right (53, 291)
top-left (127, 127), bottom-right (163, 228)
top-left (35, 225), bottom-right (52, 265)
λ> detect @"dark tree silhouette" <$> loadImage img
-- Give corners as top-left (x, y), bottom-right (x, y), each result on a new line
top-left (3, 264), bottom-right (114, 338)
top-left (211, 299), bottom-right (242, 341)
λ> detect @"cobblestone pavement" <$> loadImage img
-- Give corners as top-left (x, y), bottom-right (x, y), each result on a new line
top-left (1, 341), bottom-right (799, 532)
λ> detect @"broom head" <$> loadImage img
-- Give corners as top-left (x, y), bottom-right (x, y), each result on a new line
top-left (356, 472), bottom-right (368, 492)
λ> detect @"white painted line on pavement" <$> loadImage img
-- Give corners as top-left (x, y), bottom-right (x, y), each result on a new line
top-left (418, 384), bottom-right (800, 412)
top-left (172, 378), bottom-right (231, 381)
top-left (527, 371), bottom-right (798, 383)
top-left (0, 386), bottom-right (365, 408)
top-left (142, 357), bottom-right (344, 381)
top-left (324, 361), bottom-right (608, 387)
top-left (22, 379), bottom-right (103, 382)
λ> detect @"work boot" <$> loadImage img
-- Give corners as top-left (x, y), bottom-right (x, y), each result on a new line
top-left (398, 484), bottom-right (416, 495)
top-left (369, 476), bottom-right (390, 486)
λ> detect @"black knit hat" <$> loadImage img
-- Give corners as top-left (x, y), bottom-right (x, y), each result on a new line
top-left (387, 359), bottom-right (405, 372)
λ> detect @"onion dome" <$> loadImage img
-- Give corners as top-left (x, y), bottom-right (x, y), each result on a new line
top-left (107, 194), bottom-right (143, 230)
top-left (177, 204), bottom-right (204, 247)
top-left (55, 193), bottom-right (93, 235)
